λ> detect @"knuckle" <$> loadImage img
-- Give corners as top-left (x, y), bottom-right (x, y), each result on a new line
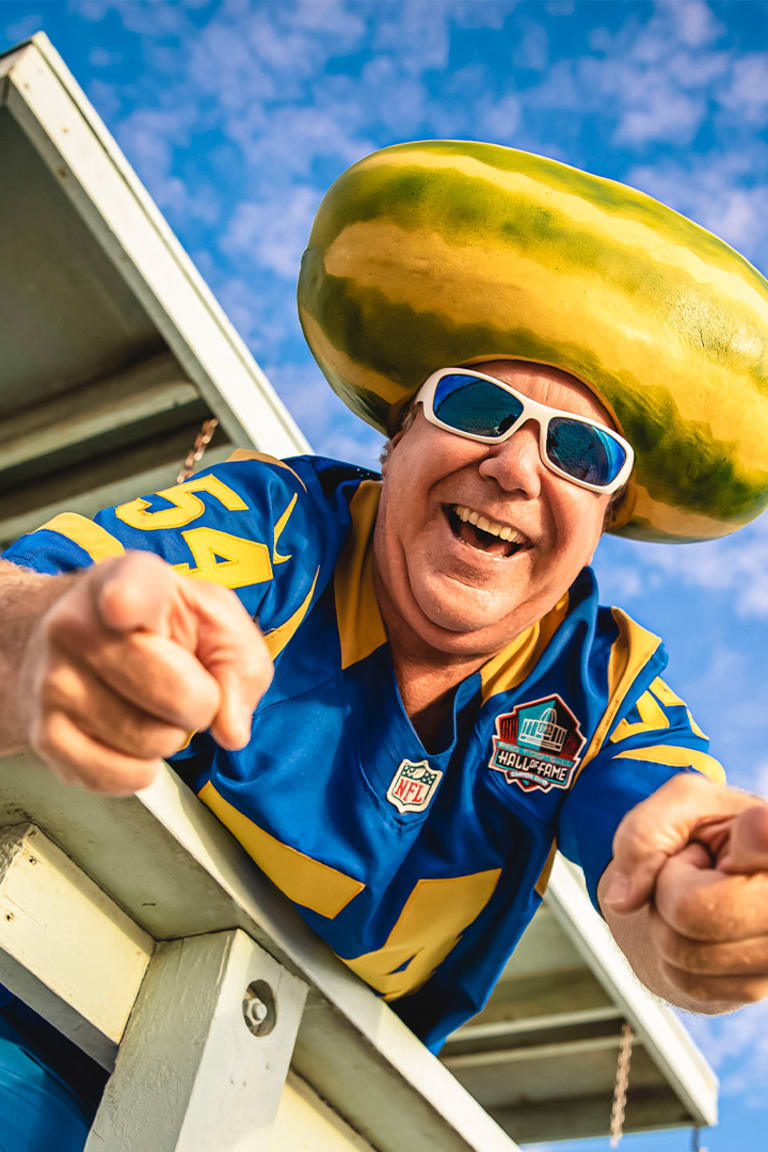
top-left (665, 887), bottom-right (710, 936)
top-left (78, 755), bottom-right (157, 795)
top-left (135, 724), bottom-right (189, 761)
top-left (668, 935), bottom-right (703, 973)
top-left (38, 662), bottom-right (79, 711)
top-left (32, 710), bottom-right (70, 765)
top-left (43, 604), bottom-right (79, 645)
top-left (740, 980), bottom-right (768, 1005)
top-left (250, 655), bottom-right (274, 693)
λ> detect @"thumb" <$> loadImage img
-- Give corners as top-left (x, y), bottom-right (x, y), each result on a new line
top-left (602, 773), bottom-right (757, 914)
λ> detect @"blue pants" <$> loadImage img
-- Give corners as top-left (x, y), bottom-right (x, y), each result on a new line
top-left (0, 1032), bottom-right (90, 1152)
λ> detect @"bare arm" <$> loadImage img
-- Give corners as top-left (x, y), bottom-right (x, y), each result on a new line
top-left (0, 553), bottom-right (273, 793)
top-left (0, 559), bottom-right (77, 753)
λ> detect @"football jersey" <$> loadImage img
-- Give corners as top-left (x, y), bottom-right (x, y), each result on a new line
top-left (3, 452), bottom-right (725, 1052)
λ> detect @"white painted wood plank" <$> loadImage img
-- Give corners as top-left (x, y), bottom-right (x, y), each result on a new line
top-left (1, 35), bottom-right (310, 458)
top-left (0, 755), bottom-right (519, 1152)
top-left (270, 1073), bottom-right (377, 1152)
top-left (87, 929), bottom-right (308, 1152)
top-left (0, 822), bottom-right (152, 1065)
top-left (545, 855), bottom-right (718, 1127)
top-left (0, 351), bottom-right (199, 473)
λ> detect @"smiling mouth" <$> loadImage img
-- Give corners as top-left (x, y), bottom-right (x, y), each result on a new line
top-left (444, 504), bottom-right (531, 559)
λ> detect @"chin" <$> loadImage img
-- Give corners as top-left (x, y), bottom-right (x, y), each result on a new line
top-left (413, 581), bottom-right (525, 651)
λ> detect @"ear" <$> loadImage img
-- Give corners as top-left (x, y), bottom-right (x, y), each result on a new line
top-left (380, 401), bottom-right (419, 476)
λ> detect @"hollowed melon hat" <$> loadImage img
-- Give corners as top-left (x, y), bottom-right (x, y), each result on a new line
top-left (298, 140), bottom-right (768, 542)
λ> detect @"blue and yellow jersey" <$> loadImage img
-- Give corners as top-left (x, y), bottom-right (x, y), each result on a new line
top-left (3, 452), bottom-right (725, 1051)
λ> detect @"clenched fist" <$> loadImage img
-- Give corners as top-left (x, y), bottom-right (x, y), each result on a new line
top-left (599, 773), bottom-right (768, 1012)
top-left (7, 552), bottom-right (272, 794)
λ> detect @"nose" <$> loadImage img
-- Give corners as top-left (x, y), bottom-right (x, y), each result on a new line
top-left (477, 420), bottom-right (544, 497)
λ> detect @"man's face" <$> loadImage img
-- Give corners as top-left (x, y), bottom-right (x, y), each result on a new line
top-left (373, 360), bottom-right (618, 659)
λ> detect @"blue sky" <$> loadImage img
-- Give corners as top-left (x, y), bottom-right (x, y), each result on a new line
top-left (2, 2), bottom-right (768, 1149)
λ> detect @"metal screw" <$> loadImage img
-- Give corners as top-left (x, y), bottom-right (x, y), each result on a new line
top-left (242, 980), bottom-right (276, 1037)
top-left (247, 998), bottom-right (268, 1025)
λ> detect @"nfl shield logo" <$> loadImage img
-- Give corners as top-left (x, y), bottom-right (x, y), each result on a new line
top-left (386, 760), bottom-right (443, 814)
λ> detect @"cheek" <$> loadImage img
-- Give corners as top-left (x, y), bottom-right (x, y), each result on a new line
top-left (554, 493), bottom-right (608, 561)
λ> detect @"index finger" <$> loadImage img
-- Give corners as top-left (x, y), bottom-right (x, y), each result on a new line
top-left (174, 578), bottom-right (273, 749)
top-left (656, 843), bottom-right (768, 942)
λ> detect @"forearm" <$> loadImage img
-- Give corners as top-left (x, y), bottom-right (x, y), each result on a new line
top-left (0, 559), bottom-right (76, 754)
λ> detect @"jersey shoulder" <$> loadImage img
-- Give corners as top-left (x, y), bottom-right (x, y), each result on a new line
top-left (2, 453), bottom-right (380, 635)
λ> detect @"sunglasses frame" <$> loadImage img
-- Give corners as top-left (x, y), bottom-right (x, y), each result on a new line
top-left (416, 368), bottom-right (635, 495)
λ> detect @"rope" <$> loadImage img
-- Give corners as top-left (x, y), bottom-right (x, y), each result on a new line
top-left (609, 1022), bottom-right (633, 1147)
top-left (177, 417), bottom-right (219, 483)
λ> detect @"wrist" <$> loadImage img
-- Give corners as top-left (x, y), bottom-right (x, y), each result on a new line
top-left (0, 563), bottom-right (80, 754)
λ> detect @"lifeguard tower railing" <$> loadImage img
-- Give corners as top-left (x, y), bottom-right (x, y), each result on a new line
top-left (0, 33), bottom-right (717, 1149)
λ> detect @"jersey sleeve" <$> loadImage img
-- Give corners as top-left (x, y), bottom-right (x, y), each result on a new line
top-left (1, 454), bottom-right (341, 643)
top-left (556, 673), bottom-right (726, 914)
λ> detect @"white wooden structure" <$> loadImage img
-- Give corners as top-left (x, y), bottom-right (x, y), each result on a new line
top-left (0, 32), bottom-right (718, 1148)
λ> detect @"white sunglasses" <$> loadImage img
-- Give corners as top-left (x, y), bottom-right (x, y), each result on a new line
top-left (415, 368), bottom-right (634, 495)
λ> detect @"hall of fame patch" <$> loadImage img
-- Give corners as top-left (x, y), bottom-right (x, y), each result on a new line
top-left (489, 694), bottom-right (586, 793)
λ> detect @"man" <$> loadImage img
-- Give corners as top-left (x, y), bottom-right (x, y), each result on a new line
top-left (2, 140), bottom-right (768, 1145)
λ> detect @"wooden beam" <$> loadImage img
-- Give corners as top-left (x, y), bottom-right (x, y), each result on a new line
top-left (87, 929), bottom-right (308, 1152)
top-left (0, 351), bottom-right (201, 475)
top-left (0, 755), bottom-right (521, 1152)
top-left (0, 822), bottom-right (152, 1067)
top-left (491, 1086), bottom-right (696, 1144)
top-left (0, 426), bottom-right (232, 546)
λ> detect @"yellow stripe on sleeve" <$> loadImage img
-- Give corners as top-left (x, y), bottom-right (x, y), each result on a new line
top-left (650, 676), bottom-right (708, 740)
top-left (574, 608), bottom-right (662, 780)
top-left (613, 743), bottom-right (726, 785)
top-left (226, 449), bottom-right (308, 492)
top-left (534, 841), bottom-right (557, 898)
top-left (37, 513), bottom-right (125, 563)
top-left (264, 567), bottom-right (320, 660)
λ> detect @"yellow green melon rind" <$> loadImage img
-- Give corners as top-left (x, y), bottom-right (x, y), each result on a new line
top-left (298, 140), bottom-right (768, 542)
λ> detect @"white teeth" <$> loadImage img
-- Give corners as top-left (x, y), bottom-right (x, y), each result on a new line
top-left (452, 504), bottom-right (528, 545)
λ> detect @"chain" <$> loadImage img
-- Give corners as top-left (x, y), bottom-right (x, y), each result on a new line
top-left (176, 417), bottom-right (219, 483)
top-left (692, 1128), bottom-right (708, 1152)
top-left (609, 1022), bottom-right (633, 1148)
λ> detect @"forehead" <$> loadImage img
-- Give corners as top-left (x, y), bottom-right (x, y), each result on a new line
top-left (469, 360), bottom-right (616, 430)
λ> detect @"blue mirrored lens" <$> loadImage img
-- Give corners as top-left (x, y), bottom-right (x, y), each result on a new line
top-left (433, 374), bottom-right (524, 437)
top-left (547, 417), bottom-right (626, 486)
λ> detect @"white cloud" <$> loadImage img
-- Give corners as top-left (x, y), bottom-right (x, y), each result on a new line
top-left (4, 13), bottom-right (43, 41)
top-left (373, 0), bottom-right (452, 74)
top-left (265, 360), bottom-right (385, 469)
top-left (647, 516), bottom-right (768, 620)
top-left (666, 0), bottom-right (725, 49)
top-left (517, 0), bottom-right (736, 152)
top-left (719, 52), bottom-right (768, 123)
top-left (114, 106), bottom-right (194, 180)
top-left (685, 1000), bottom-right (768, 1093)
top-left (222, 185), bottom-right (322, 278)
top-left (615, 87), bottom-right (704, 147)
top-left (751, 762), bottom-right (768, 801)
top-left (482, 93), bottom-right (523, 142)
top-left (73, 0), bottom-right (193, 37)
top-left (88, 46), bottom-right (120, 68)
top-left (627, 150), bottom-right (768, 265)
